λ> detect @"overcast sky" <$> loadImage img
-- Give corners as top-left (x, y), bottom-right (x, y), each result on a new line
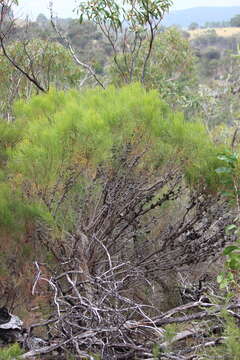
top-left (16, 0), bottom-right (240, 19)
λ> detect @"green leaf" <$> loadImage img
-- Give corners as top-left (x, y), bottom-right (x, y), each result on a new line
top-left (222, 191), bottom-right (233, 197)
top-left (79, 13), bottom-right (84, 24)
top-left (229, 258), bottom-right (240, 270)
top-left (217, 155), bottom-right (231, 162)
top-left (215, 167), bottom-right (232, 174)
top-left (223, 245), bottom-right (239, 255)
top-left (230, 153), bottom-right (238, 161)
top-left (226, 272), bottom-right (234, 281)
top-left (217, 274), bottom-right (224, 283)
top-left (225, 224), bottom-right (238, 233)
top-left (219, 278), bottom-right (229, 289)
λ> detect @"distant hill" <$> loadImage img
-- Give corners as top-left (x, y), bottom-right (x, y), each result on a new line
top-left (189, 27), bottom-right (240, 39)
top-left (163, 7), bottom-right (240, 28)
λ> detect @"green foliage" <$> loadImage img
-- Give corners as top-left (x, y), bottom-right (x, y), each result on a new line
top-left (0, 182), bottom-right (50, 231)
top-left (152, 343), bottom-right (161, 359)
top-left (223, 314), bottom-right (240, 359)
top-left (0, 84), bottom-right (224, 232)
top-left (192, 34), bottom-right (240, 128)
top-left (0, 118), bottom-right (23, 168)
top-left (202, 312), bottom-right (240, 359)
top-left (109, 28), bottom-right (198, 111)
top-left (0, 344), bottom-right (23, 360)
top-left (77, 0), bottom-right (173, 29)
top-left (0, 39), bottom-right (83, 118)
top-left (215, 151), bottom-right (240, 292)
top-left (0, 116), bottom-right (51, 231)
top-left (188, 22), bottom-right (199, 30)
top-left (230, 14), bottom-right (240, 27)
top-left (90, 353), bottom-right (101, 360)
top-left (162, 323), bottom-right (178, 352)
top-left (0, 84), bottom-right (227, 232)
top-left (193, 35), bottom-right (240, 126)
top-left (12, 85), bottom-right (222, 184)
top-left (76, 0), bottom-right (173, 85)
top-left (215, 151), bottom-right (239, 204)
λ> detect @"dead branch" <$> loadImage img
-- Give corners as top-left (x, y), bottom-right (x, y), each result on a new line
top-left (49, 2), bottom-right (105, 89)
top-left (26, 144), bottom-right (235, 359)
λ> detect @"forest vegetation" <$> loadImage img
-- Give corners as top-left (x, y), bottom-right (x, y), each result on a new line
top-left (0, 0), bottom-right (240, 359)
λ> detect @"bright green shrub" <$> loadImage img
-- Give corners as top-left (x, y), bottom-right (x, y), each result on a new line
top-left (200, 312), bottom-right (240, 360)
top-left (0, 344), bottom-right (23, 360)
top-left (0, 117), bottom-right (52, 230)
top-left (12, 84), bottom-right (222, 178)
top-left (0, 119), bottom-right (23, 168)
top-left (0, 83), bottom-right (227, 229)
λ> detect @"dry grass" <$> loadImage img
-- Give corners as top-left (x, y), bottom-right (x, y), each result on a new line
top-left (188, 27), bottom-right (240, 39)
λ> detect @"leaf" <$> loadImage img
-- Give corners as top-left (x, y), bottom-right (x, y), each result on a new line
top-left (222, 191), bottom-right (233, 197)
top-left (226, 272), bottom-right (234, 281)
top-left (225, 224), bottom-right (238, 233)
top-left (217, 155), bottom-right (231, 162)
top-left (217, 274), bottom-right (223, 283)
top-left (223, 245), bottom-right (239, 255)
top-left (229, 153), bottom-right (238, 161)
top-left (229, 258), bottom-right (240, 270)
top-left (79, 13), bottom-right (84, 24)
top-left (219, 279), bottom-right (229, 289)
top-left (215, 167), bottom-right (232, 174)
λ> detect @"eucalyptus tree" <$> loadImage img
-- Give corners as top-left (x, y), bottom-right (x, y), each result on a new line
top-left (73, 0), bottom-right (173, 85)
top-left (0, 39), bottom-right (83, 120)
top-left (108, 27), bottom-right (198, 112)
top-left (0, 0), bottom-right (48, 93)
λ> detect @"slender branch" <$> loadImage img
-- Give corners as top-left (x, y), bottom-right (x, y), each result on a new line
top-left (141, 19), bottom-right (155, 84)
top-left (0, 4), bottom-right (46, 92)
top-left (50, 5), bottom-right (105, 89)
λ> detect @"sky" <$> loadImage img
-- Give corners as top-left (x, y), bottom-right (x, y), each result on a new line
top-left (16, 0), bottom-right (240, 19)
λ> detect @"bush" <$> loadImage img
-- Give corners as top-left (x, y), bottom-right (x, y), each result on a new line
top-left (0, 344), bottom-right (23, 360)
top-left (10, 84), bottom-right (224, 196)
top-left (189, 22), bottom-right (199, 30)
top-left (0, 84), bottom-right (232, 359)
top-left (203, 47), bottom-right (221, 60)
top-left (230, 14), bottom-right (240, 27)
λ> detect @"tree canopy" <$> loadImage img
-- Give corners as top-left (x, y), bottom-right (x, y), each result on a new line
top-left (230, 14), bottom-right (240, 27)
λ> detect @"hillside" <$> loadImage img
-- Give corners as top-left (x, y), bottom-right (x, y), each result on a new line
top-left (1, 1), bottom-right (240, 359)
top-left (163, 6), bottom-right (240, 28)
top-left (189, 27), bottom-right (240, 39)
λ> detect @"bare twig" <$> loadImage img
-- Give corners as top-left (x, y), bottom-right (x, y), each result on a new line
top-left (50, 3), bottom-right (105, 89)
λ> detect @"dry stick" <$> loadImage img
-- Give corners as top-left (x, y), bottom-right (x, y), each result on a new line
top-left (30, 258), bottom-right (239, 359)
top-left (155, 303), bottom-right (240, 326)
top-left (21, 337), bottom-right (95, 359)
top-left (99, 22), bottom-right (127, 83)
top-left (141, 18), bottom-right (155, 83)
top-left (50, 4), bottom-right (105, 89)
top-left (178, 337), bottom-right (225, 355)
top-left (160, 328), bottom-right (205, 350)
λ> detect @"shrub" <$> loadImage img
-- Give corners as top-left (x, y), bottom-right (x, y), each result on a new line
top-left (0, 344), bottom-right (23, 360)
